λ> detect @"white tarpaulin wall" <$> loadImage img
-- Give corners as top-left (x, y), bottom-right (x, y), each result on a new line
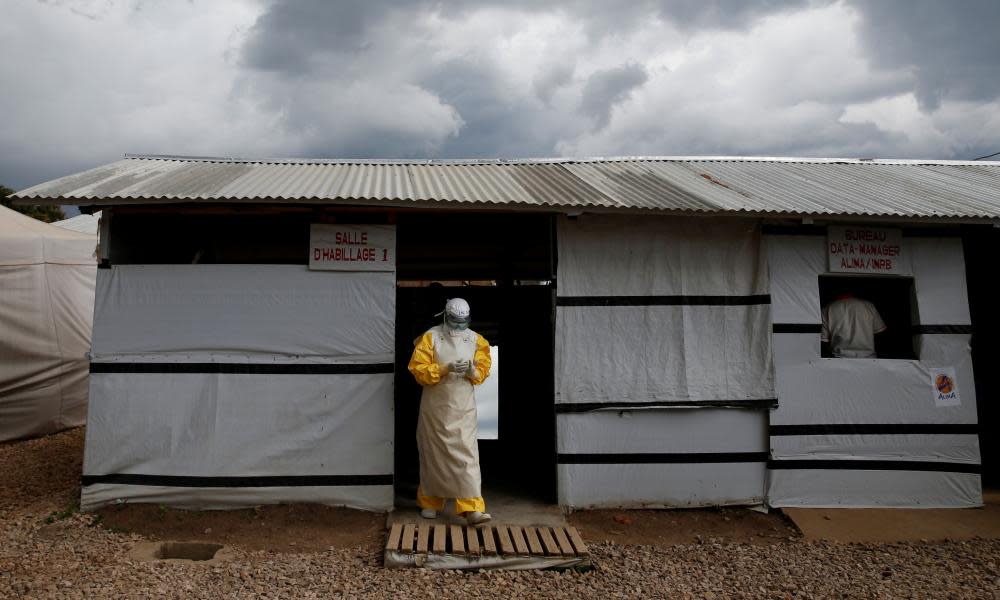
top-left (766, 233), bottom-right (981, 507)
top-left (555, 215), bottom-right (774, 507)
top-left (0, 205), bottom-right (96, 442)
top-left (81, 264), bottom-right (394, 511)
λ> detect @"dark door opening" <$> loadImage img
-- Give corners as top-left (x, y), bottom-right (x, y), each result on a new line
top-left (963, 226), bottom-right (999, 487)
top-left (393, 213), bottom-right (557, 508)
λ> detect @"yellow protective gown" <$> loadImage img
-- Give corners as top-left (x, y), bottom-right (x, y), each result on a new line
top-left (408, 324), bottom-right (491, 513)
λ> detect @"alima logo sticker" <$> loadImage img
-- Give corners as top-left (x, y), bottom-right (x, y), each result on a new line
top-left (930, 367), bottom-right (961, 407)
top-left (935, 374), bottom-right (954, 395)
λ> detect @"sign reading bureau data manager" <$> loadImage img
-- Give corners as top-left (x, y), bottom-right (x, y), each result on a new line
top-left (309, 224), bottom-right (396, 272)
top-left (828, 226), bottom-right (909, 275)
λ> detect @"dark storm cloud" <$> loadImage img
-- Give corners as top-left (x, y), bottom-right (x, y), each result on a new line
top-left (533, 63), bottom-right (575, 106)
top-left (655, 0), bottom-right (814, 28)
top-left (235, 0), bottom-right (827, 160)
top-left (534, 0), bottom-right (815, 39)
top-left (579, 64), bottom-right (649, 130)
top-left (238, 0), bottom-right (573, 159)
top-left (419, 59), bottom-right (563, 158)
top-left (0, 154), bottom-right (85, 193)
top-left (241, 0), bottom-right (814, 72)
top-left (240, 1), bottom-right (403, 72)
top-left (847, 0), bottom-right (1000, 111)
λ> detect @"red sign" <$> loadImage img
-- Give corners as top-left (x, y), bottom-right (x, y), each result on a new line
top-left (309, 224), bottom-right (395, 272)
top-left (828, 226), bottom-right (908, 275)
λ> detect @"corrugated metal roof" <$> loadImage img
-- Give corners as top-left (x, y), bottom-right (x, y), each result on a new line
top-left (13, 154), bottom-right (1000, 220)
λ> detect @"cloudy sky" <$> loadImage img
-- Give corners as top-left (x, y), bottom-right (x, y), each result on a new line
top-left (2, 0), bottom-right (999, 191)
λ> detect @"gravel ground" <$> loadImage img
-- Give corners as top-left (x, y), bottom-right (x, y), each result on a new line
top-left (3, 429), bottom-right (999, 599)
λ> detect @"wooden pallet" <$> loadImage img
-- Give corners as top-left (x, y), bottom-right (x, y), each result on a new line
top-left (384, 523), bottom-right (591, 571)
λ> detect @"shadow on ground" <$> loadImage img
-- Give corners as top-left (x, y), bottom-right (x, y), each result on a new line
top-left (94, 503), bottom-right (385, 553)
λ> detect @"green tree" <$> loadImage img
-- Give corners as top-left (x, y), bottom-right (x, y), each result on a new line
top-left (0, 184), bottom-right (66, 223)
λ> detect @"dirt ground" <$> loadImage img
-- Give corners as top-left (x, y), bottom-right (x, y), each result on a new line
top-left (95, 503), bottom-right (385, 554)
top-left (784, 504), bottom-right (1000, 543)
top-left (4, 427), bottom-right (1000, 599)
top-left (4, 426), bottom-right (796, 552)
top-left (0, 426), bottom-right (83, 516)
top-left (568, 506), bottom-right (800, 546)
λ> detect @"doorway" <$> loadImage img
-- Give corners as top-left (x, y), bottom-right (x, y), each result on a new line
top-left (393, 212), bottom-right (557, 510)
top-left (963, 225), bottom-right (1000, 487)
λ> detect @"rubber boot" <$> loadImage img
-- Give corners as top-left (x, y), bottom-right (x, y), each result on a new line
top-left (465, 511), bottom-right (492, 525)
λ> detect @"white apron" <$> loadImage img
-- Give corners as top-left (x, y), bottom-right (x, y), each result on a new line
top-left (416, 325), bottom-right (482, 499)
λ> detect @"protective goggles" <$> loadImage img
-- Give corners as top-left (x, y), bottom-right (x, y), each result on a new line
top-left (444, 314), bottom-right (470, 329)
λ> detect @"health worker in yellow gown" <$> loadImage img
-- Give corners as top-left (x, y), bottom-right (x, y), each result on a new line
top-left (407, 298), bottom-right (493, 525)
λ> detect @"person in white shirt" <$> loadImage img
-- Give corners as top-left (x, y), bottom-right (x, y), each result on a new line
top-left (821, 292), bottom-right (887, 358)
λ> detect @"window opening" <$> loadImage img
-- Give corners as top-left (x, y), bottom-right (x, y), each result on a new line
top-left (818, 275), bottom-right (917, 359)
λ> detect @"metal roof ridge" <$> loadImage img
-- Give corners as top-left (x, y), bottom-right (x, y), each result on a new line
top-left (122, 153), bottom-right (1000, 167)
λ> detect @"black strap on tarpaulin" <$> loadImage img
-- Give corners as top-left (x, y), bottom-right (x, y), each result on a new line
top-left (772, 324), bottom-right (822, 333)
top-left (89, 362), bottom-right (395, 375)
top-left (555, 399), bottom-right (777, 413)
top-left (771, 324), bottom-right (973, 335)
top-left (81, 473), bottom-right (394, 488)
top-left (770, 424), bottom-right (979, 436)
top-left (912, 325), bottom-right (974, 334)
top-left (767, 459), bottom-right (981, 474)
top-left (557, 452), bottom-right (769, 464)
top-left (557, 295), bottom-right (771, 307)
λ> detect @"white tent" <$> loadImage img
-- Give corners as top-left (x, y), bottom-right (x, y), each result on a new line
top-left (0, 205), bottom-right (97, 442)
top-left (52, 211), bottom-right (101, 235)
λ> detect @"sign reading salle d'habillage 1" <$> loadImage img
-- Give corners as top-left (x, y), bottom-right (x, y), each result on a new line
top-left (828, 226), bottom-right (910, 275)
top-left (309, 224), bottom-right (396, 272)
